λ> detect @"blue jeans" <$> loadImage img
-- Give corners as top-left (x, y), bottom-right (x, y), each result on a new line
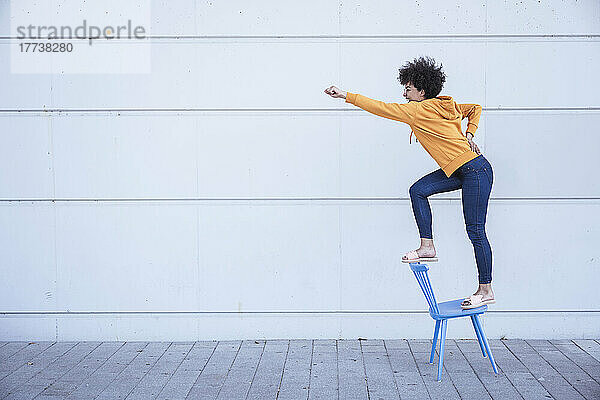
top-left (409, 155), bottom-right (494, 284)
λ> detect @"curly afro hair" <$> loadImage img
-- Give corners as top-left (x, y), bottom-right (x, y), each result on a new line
top-left (397, 56), bottom-right (446, 99)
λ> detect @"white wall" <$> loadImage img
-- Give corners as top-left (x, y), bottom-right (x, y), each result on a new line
top-left (1, 0), bottom-right (599, 341)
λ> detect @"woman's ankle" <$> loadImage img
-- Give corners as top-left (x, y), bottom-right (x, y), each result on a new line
top-left (420, 238), bottom-right (435, 248)
top-left (477, 284), bottom-right (494, 296)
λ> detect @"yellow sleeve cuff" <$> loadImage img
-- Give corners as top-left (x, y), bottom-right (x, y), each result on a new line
top-left (345, 92), bottom-right (357, 104)
top-left (466, 122), bottom-right (478, 135)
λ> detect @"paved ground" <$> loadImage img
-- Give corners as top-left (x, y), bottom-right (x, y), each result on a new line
top-left (0, 339), bottom-right (598, 399)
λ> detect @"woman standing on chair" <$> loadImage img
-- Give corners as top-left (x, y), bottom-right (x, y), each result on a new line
top-left (324, 56), bottom-right (494, 310)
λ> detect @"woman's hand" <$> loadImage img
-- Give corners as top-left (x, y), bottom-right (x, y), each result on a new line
top-left (324, 85), bottom-right (347, 99)
top-left (466, 132), bottom-right (481, 155)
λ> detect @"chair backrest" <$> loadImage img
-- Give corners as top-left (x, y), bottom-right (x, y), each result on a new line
top-left (409, 263), bottom-right (439, 315)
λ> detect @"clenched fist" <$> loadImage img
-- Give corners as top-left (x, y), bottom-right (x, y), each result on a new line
top-left (324, 85), bottom-right (347, 99)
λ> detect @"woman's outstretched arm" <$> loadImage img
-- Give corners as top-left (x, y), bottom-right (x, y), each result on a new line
top-left (325, 85), bottom-right (416, 125)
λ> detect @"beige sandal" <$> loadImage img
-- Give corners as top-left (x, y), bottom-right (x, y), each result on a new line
top-left (401, 249), bottom-right (438, 263)
top-left (461, 294), bottom-right (496, 309)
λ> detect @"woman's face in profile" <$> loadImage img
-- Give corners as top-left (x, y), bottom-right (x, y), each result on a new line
top-left (403, 82), bottom-right (425, 102)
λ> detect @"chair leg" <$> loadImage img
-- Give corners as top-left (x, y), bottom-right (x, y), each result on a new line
top-left (473, 314), bottom-right (498, 375)
top-left (430, 320), bottom-right (441, 364)
top-left (437, 319), bottom-right (447, 381)
top-left (470, 315), bottom-right (487, 357)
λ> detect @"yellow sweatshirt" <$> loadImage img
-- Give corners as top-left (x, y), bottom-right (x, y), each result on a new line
top-left (345, 92), bottom-right (482, 177)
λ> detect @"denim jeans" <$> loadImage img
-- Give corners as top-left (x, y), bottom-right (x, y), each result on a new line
top-left (409, 154), bottom-right (494, 284)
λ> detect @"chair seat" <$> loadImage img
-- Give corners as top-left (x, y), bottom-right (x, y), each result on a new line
top-left (430, 299), bottom-right (487, 320)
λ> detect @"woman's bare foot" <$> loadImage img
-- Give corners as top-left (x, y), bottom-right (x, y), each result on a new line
top-left (402, 238), bottom-right (436, 261)
top-left (461, 283), bottom-right (494, 307)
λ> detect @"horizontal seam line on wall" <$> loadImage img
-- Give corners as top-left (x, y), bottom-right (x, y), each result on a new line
top-left (0, 34), bottom-right (599, 39)
top-left (1, 107), bottom-right (599, 113)
top-left (2, 198), bottom-right (600, 202)
top-left (1, 310), bottom-right (599, 315)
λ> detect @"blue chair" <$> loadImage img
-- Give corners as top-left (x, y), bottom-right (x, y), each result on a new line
top-left (409, 262), bottom-right (498, 381)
